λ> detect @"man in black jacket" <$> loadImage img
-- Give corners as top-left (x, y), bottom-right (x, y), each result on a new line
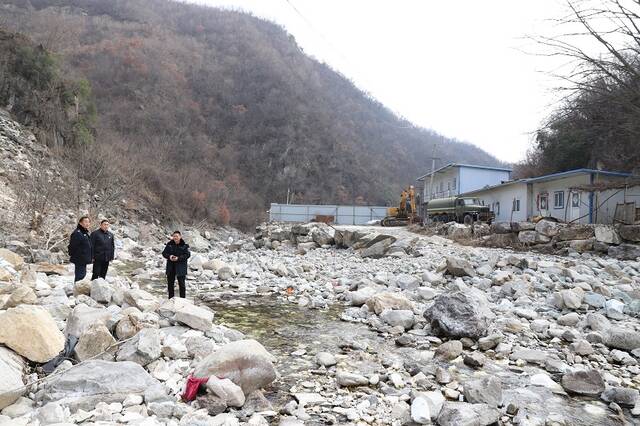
top-left (90, 219), bottom-right (115, 280)
top-left (68, 216), bottom-right (92, 282)
top-left (162, 231), bottom-right (190, 298)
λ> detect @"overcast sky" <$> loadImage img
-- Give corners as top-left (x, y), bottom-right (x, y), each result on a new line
top-left (187, 0), bottom-right (571, 163)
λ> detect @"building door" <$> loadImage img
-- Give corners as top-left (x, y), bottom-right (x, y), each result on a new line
top-left (570, 192), bottom-right (581, 222)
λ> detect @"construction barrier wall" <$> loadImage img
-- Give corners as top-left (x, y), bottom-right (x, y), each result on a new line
top-left (269, 203), bottom-right (388, 225)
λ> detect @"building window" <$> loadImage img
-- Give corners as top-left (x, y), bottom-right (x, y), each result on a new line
top-left (439, 182), bottom-right (443, 192)
top-left (513, 198), bottom-right (520, 212)
top-left (539, 194), bottom-right (548, 210)
top-left (495, 202), bottom-right (500, 215)
top-left (571, 192), bottom-right (580, 208)
top-left (453, 178), bottom-right (457, 190)
top-left (554, 191), bottom-right (564, 209)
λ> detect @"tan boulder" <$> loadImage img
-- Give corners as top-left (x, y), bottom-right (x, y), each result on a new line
top-left (0, 266), bottom-right (13, 282)
top-left (366, 292), bottom-right (413, 315)
top-left (0, 305), bottom-right (65, 363)
top-left (3, 286), bottom-right (37, 309)
top-left (35, 263), bottom-right (68, 276)
top-left (0, 249), bottom-right (24, 270)
top-left (74, 324), bottom-right (117, 361)
top-left (73, 279), bottom-right (92, 296)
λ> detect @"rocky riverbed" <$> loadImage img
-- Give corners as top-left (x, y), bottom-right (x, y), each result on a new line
top-left (1, 221), bottom-right (640, 425)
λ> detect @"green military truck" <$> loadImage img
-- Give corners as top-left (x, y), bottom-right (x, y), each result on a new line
top-left (425, 196), bottom-right (493, 225)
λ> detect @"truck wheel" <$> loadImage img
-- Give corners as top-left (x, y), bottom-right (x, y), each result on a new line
top-left (463, 214), bottom-right (473, 226)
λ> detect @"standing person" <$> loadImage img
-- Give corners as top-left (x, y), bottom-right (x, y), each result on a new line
top-left (68, 216), bottom-right (92, 282)
top-left (90, 219), bottom-right (115, 280)
top-left (162, 231), bottom-right (190, 299)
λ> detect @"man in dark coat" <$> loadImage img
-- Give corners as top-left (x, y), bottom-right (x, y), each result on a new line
top-left (90, 219), bottom-right (115, 280)
top-left (162, 231), bottom-right (190, 298)
top-left (68, 216), bottom-right (92, 282)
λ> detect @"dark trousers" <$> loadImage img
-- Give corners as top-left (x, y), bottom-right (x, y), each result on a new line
top-left (74, 263), bottom-right (87, 282)
top-left (167, 272), bottom-right (186, 298)
top-left (91, 260), bottom-right (110, 280)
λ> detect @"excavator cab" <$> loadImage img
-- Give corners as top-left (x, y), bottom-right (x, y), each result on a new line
top-left (381, 186), bottom-right (422, 226)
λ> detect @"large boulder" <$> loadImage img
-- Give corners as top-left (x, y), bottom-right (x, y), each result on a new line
top-left (193, 339), bottom-right (276, 395)
top-left (557, 225), bottom-right (594, 241)
top-left (116, 328), bottom-right (162, 366)
top-left (380, 310), bottom-right (415, 330)
top-left (347, 286), bottom-right (380, 306)
top-left (0, 305), bottom-right (65, 363)
top-left (0, 249), bottom-right (24, 270)
top-left (182, 230), bottom-right (210, 251)
top-left (594, 225), bottom-right (621, 245)
top-left (116, 307), bottom-right (160, 340)
top-left (619, 224), bottom-right (640, 242)
top-left (90, 278), bottom-right (117, 304)
top-left (518, 231), bottom-right (550, 244)
top-left (124, 289), bottom-right (160, 312)
top-left (561, 369), bottom-right (605, 396)
top-left (43, 360), bottom-right (160, 410)
top-left (352, 232), bottom-right (396, 250)
top-left (437, 402), bottom-right (500, 426)
top-left (603, 327), bottom-right (640, 351)
top-left (490, 222), bottom-right (513, 234)
top-left (206, 377), bottom-right (245, 408)
top-left (310, 226), bottom-right (334, 246)
top-left (445, 257), bottom-right (475, 277)
top-left (463, 376), bottom-right (502, 407)
top-left (159, 298), bottom-right (214, 331)
top-left (535, 219), bottom-right (562, 237)
top-left (608, 244), bottom-right (640, 260)
top-left (65, 304), bottom-right (111, 338)
top-left (0, 347), bottom-right (25, 410)
top-left (366, 292), bottom-right (413, 315)
top-left (74, 323), bottom-right (117, 361)
top-left (447, 223), bottom-right (472, 240)
top-left (360, 238), bottom-right (396, 259)
top-left (3, 286), bottom-right (37, 309)
top-left (424, 291), bottom-right (492, 339)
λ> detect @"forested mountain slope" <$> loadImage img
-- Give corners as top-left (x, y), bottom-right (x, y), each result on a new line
top-left (1, 0), bottom-right (503, 226)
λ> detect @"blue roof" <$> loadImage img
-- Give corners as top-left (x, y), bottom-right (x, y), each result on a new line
top-left (461, 168), bottom-right (632, 195)
top-left (523, 168), bottom-right (630, 183)
top-left (417, 163), bottom-right (512, 181)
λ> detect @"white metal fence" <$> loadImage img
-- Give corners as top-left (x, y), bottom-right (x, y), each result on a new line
top-left (269, 203), bottom-right (388, 225)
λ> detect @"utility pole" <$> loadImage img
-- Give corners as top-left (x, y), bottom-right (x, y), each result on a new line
top-left (426, 144), bottom-right (440, 221)
top-left (428, 144), bottom-right (440, 202)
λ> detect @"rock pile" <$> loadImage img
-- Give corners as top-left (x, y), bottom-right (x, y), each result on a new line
top-left (0, 239), bottom-right (278, 426)
top-left (2, 215), bottom-right (640, 425)
top-left (427, 218), bottom-right (640, 259)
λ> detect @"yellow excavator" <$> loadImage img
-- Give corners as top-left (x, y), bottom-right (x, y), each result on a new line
top-left (381, 185), bottom-right (422, 226)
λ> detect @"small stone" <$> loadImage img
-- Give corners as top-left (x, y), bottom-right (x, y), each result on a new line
top-left (315, 352), bottom-right (336, 367)
top-left (436, 367), bottom-right (452, 384)
top-left (336, 371), bottom-right (369, 387)
top-left (436, 340), bottom-right (463, 360)
top-left (463, 352), bottom-right (486, 368)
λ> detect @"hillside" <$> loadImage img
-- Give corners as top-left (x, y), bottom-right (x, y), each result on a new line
top-left (0, 0), bottom-right (503, 227)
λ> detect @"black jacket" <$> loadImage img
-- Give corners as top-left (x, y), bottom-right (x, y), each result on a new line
top-left (68, 225), bottom-right (92, 265)
top-left (91, 229), bottom-right (115, 263)
top-left (162, 239), bottom-right (190, 277)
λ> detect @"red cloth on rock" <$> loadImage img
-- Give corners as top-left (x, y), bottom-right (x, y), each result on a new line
top-left (181, 374), bottom-right (209, 402)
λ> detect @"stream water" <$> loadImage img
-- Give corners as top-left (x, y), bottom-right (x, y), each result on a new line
top-left (121, 261), bottom-right (631, 425)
